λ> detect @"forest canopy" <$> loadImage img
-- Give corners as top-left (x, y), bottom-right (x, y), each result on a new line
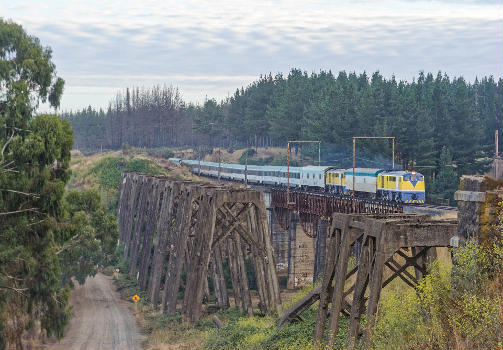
top-left (63, 69), bottom-right (502, 200)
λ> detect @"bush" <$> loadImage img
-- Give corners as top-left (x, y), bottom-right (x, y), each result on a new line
top-left (146, 147), bottom-right (175, 159)
top-left (270, 156), bottom-right (300, 167)
top-left (373, 219), bottom-right (503, 350)
top-left (205, 308), bottom-right (347, 350)
top-left (238, 149), bottom-right (257, 164)
top-left (121, 143), bottom-right (131, 156)
top-left (88, 156), bottom-right (166, 191)
top-left (83, 156), bottom-right (166, 211)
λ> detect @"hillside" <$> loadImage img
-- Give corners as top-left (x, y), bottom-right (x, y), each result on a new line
top-left (67, 149), bottom-right (200, 209)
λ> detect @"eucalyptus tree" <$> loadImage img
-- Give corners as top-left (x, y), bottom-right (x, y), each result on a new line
top-left (0, 20), bottom-right (120, 349)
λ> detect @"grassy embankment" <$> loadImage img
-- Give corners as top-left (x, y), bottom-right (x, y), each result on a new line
top-left (111, 270), bottom-right (348, 350)
top-left (113, 240), bottom-right (502, 350)
top-left (67, 148), bottom-right (198, 208)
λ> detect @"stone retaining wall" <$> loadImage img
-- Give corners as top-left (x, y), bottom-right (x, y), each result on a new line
top-left (455, 175), bottom-right (502, 242)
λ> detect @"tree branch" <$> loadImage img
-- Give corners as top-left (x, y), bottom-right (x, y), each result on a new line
top-left (0, 189), bottom-right (40, 198)
top-left (0, 208), bottom-right (41, 216)
top-left (0, 285), bottom-right (28, 297)
top-left (1, 129), bottom-right (15, 164)
top-left (55, 234), bottom-right (82, 255)
top-left (0, 273), bottom-right (24, 281)
top-left (1, 160), bottom-right (14, 169)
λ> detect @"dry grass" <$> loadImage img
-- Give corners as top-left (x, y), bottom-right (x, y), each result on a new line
top-left (67, 149), bottom-right (202, 191)
top-left (146, 326), bottom-right (209, 350)
top-left (126, 302), bottom-right (220, 350)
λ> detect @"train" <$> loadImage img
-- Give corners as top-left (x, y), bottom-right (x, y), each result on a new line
top-left (169, 158), bottom-right (425, 204)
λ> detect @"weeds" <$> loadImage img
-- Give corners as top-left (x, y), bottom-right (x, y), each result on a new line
top-left (373, 202), bottom-right (503, 350)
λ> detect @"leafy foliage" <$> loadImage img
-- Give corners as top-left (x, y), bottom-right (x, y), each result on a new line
top-left (57, 189), bottom-right (119, 285)
top-left (146, 147), bottom-right (175, 159)
top-left (0, 20), bottom-right (120, 349)
top-left (205, 308), bottom-right (348, 350)
top-left (430, 146), bottom-right (459, 202)
top-left (0, 113), bottom-right (73, 348)
top-left (373, 204), bottom-right (503, 350)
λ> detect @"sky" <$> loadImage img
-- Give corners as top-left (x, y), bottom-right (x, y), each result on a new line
top-left (1, 0), bottom-right (502, 111)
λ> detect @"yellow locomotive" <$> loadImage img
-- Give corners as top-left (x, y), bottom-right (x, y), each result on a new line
top-left (326, 168), bottom-right (425, 203)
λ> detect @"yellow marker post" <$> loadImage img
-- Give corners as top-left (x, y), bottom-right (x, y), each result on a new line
top-left (132, 294), bottom-right (140, 313)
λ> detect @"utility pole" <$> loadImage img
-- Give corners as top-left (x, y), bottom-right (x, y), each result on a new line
top-left (496, 130), bottom-right (499, 157)
top-left (218, 145), bottom-right (221, 182)
top-left (198, 145), bottom-right (201, 176)
top-left (496, 130), bottom-right (499, 179)
top-left (245, 141), bottom-right (249, 185)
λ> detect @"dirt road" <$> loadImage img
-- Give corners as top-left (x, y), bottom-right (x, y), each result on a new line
top-left (50, 273), bottom-right (143, 350)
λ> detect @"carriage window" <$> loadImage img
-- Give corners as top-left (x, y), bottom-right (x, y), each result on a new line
top-left (390, 176), bottom-right (396, 182)
top-left (307, 174), bottom-right (309, 179)
top-left (319, 174), bottom-right (322, 179)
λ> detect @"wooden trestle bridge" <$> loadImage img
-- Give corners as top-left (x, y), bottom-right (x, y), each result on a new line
top-left (118, 173), bottom-right (281, 325)
top-left (118, 174), bottom-right (459, 348)
top-left (271, 189), bottom-right (458, 348)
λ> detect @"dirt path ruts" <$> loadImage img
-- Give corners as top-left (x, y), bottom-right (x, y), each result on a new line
top-left (50, 273), bottom-right (143, 350)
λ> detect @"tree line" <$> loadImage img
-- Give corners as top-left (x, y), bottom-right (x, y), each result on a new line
top-left (63, 86), bottom-right (196, 150)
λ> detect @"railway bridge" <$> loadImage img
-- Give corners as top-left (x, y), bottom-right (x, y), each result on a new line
top-left (252, 185), bottom-right (454, 288)
top-left (117, 171), bottom-right (503, 348)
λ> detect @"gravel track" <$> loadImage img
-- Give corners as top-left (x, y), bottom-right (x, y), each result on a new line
top-left (50, 273), bottom-right (143, 350)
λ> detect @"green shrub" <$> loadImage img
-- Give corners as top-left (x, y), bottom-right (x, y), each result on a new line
top-left (87, 156), bottom-right (165, 194)
top-left (146, 147), bottom-right (175, 159)
top-left (238, 149), bottom-right (257, 164)
top-left (373, 230), bottom-right (503, 350)
top-left (205, 308), bottom-right (347, 350)
top-left (270, 156), bottom-right (300, 167)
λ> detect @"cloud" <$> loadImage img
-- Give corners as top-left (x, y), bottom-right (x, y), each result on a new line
top-left (2, 0), bottom-right (501, 110)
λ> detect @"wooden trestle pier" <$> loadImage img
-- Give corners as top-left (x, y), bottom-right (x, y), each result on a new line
top-left (278, 212), bottom-right (458, 348)
top-left (118, 173), bottom-right (282, 324)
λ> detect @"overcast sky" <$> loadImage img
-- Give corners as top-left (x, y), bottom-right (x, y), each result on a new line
top-left (1, 0), bottom-right (502, 111)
